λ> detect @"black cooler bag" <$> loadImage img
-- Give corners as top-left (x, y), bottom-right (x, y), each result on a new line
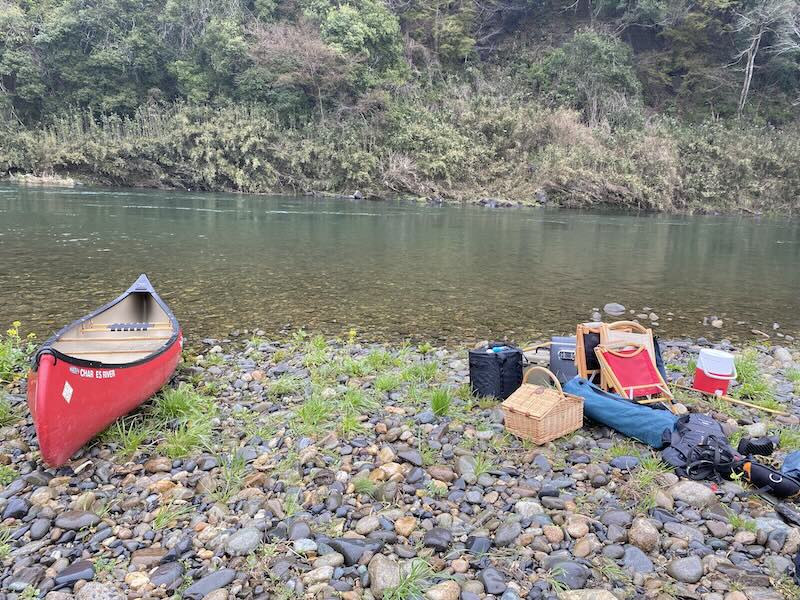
top-left (469, 345), bottom-right (523, 399)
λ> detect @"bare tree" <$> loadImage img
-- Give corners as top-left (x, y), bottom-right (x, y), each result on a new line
top-left (247, 21), bottom-right (356, 122)
top-left (732, 0), bottom-right (800, 117)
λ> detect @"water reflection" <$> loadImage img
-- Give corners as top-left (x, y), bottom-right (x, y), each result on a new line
top-left (0, 185), bottom-right (797, 344)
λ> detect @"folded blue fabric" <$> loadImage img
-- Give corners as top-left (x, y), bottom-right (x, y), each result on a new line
top-left (564, 376), bottom-right (678, 448)
top-left (783, 451), bottom-right (800, 478)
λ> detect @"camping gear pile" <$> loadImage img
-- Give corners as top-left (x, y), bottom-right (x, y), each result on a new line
top-left (469, 319), bottom-right (800, 499)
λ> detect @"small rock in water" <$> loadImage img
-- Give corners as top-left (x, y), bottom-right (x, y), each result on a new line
top-left (603, 303), bottom-right (626, 317)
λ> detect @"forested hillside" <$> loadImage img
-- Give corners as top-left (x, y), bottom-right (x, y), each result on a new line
top-left (1, 0), bottom-right (799, 212)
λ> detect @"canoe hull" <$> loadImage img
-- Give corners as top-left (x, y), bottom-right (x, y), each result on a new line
top-left (27, 331), bottom-right (182, 467)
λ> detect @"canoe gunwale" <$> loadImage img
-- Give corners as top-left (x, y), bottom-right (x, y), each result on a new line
top-left (31, 274), bottom-right (181, 371)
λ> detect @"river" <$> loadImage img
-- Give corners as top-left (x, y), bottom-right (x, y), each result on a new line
top-left (0, 184), bottom-right (798, 344)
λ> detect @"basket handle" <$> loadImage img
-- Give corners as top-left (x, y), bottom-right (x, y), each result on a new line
top-left (523, 366), bottom-right (563, 393)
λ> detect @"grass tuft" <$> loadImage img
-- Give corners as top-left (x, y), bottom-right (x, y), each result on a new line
top-left (733, 349), bottom-right (779, 409)
top-left (383, 559), bottom-right (434, 600)
top-left (269, 375), bottom-right (304, 396)
top-left (0, 394), bottom-right (18, 426)
top-left (100, 417), bottom-right (153, 459)
top-left (210, 453), bottom-right (248, 503)
top-left (0, 528), bottom-right (11, 560)
top-left (375, 372), bottom-right (403, 393)
top-left (403, 361), bottom-right (439, 383)
top-left (152, 501), bottom-right (193, 529)
top-left (0, 464), bottom-right (17, 487)
top-left (352, 476), bottom-right (377, 497)
top-left (430, 388), bottom-right (452, 417)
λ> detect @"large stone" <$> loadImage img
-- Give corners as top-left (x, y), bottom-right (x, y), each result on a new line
top-left (327, 537), bottom-right (384, 566)
top-left (456, 455), bottom-right (476, 477)
top-left (149, 562), bottom-right (184, 588)
top-left (394, 516), bottom-right (417, 537)
top-left (550, 561), bottom-right (589, 590)
top-left (424, 527), bottom-right (452, 551)
top-left (600, 510), bottom-right (632, 528)
top-left (75, 583), bottom-right (125, 600)
top-left (183, 569), bottom-right (236, 600)
top-left (355, 515), bottom-right (381, 535)
top-left (55, 510), bottom-right (101, 530)
top-left (669, 481), bottom-right (718, 508)
top-left (3, 497), bottom-right (30, 520)
top-left (494, 522), bottom-right (522, 547)
top-left (225, 527), bottom-right (262, 556)
top-left (425, 580), bottom-right (460, 600)
top-left (53, 560), bottom-right (95, 587)
top-left (131, 547), bottom-right (168, 568)
top-left (478, 567), bottom-right (507, 595)
top-left (514, 499), bottom-right (544, 519)
top-left (667, 555), bottom-right (704, 583)
top-left (145, 457), bottom-right (173, 473)
top-left (302, 565), bottom-right (334, 585)
top-left (629, 518), bottom-right (659, 552)
top-left (622, 546), bottom-right (654, 573)
top-left (368, 554), bottom-right (400, 599)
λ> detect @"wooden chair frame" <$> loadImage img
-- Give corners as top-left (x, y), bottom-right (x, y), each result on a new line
top-left (594, 341), bottom-right (676, 414)
top-left (575, 323), bottom-right (602, 382)
top-left (599, 320), bottom-right (656, 390)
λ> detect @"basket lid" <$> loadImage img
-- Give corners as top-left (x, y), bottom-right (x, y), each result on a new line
top-left (502, 384), bottom-right (566, 418)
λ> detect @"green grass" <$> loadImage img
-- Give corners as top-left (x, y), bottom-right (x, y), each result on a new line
top-left (0, 394), bottom-right (17, 426)
top-left (294, 395), bottom-right (332, 434)
top-left (210, 453), bottom-right (248, 503)
top-left (338, 388), bottom-right (379, 413)
top-left (606, 440), bottom-right (644, 460)
top-left (18, 587), bottom-right (39, 600)
top-left (732, 349), bottom-right (778, 409)
top-left (780, 428), bottom-right (800, 451)
top-left (93, 557), bottom-right (118, 581)
top-left (352, 477), bottom-right (377, 497)
top-left (339, 412), bottom-right (367, 438)
top-left (100, 417), bottom-right (153, 459)
top-left (622, 455), bottom-right (673, 512)
top-left (728, 428), bottom-right (744, 449)
top-left (0, 528), bottom-right (11, 559)
top-left (282, 493), bottom-right (300, 517)
top-left (203, 352), bottom-right (225, 367)
top-left (365, 350), bottom-right (400, 371)
top-left (269, 375), bottom-right (304, 396)
top-left (161, 421), bottom-right (212, 458)
top-left (417, 342), bottom-right (434, 355)
top-left (375, 372), bottom-right (403, 393)
top-left (402, 361), bottom-right (439, 383)
top-left (773, 572), bottom-right (800, 600)
top-left (726, 509), bottom-right (757, 533)
top-left (0, 321), bottom-right (37, 384)
top-left (787, 368), bottom-right (800, 394)
top-left (425, 481), bottom-right (447, 497)
top-left (472, 452), bottom-right (496, 478)
top-left (430, 388), bottom-right (452, 417)
top-left (686, 357), bottom-right (697, 376)
top-left (383, 559), bottom-right (434, 600)
top-left (152, 501), bottom-right (193, 529)
top-left (152, 385), bottom-right (216, 424)
top-left (596, 557), bottom-right (633, 587)
top-left (544, 566), bottom-right (569, 595)
top-left (337, 356), bottom-right (373, 377)
top-left (0, 464), bottom-right (16, 487)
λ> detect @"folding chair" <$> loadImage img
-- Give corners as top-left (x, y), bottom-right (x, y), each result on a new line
top-left (575, 323), bottom-right (603, 383)
top-left (594, 341), bottom-right (676, 413)
top-left (599, 321), bottom-right (656, 389)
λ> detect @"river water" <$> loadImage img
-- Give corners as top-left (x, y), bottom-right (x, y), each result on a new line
top-left (0, 184), bottom-right (798, 344)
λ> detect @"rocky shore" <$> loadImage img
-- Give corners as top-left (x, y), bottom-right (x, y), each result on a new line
top-left (1, 331), bottom-right (800, 600)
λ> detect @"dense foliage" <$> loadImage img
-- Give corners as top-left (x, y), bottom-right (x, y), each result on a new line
top-left (1, 0), bottom-right (799, 212)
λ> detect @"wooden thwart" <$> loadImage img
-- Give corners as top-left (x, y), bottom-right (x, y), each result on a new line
top-left (58, 335), bottom-right (172, 343)
top-left (673, 383), bottom-right (788, 416)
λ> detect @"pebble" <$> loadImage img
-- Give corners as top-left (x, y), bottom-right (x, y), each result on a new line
top-left (667, 555), bottom-right (704, 583)
top-left (183, 568), bottom-right (236, 600)
top-left (225, 527), bottom-right (262, 556)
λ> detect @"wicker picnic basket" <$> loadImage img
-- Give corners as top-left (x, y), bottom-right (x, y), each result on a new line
top-left (501, 367), bottom-right (583, 445)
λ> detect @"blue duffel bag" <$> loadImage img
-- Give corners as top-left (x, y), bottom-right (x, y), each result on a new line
top-left (563, 377), bottom-right (678, 448)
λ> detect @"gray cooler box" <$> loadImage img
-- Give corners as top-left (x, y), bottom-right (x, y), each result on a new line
top-left (549, 336), bottom-right (577, 383)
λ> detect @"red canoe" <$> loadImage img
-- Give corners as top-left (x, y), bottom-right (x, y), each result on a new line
top-left (27, 274), bottom-right (182, 467)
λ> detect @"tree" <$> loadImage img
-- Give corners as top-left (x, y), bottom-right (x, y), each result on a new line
top-left (732, 0), bottom-right (800, 116)
top-left (247, 20), bottom-right (356, 121)
top-left (530, 30), bottom-right (643, 127)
